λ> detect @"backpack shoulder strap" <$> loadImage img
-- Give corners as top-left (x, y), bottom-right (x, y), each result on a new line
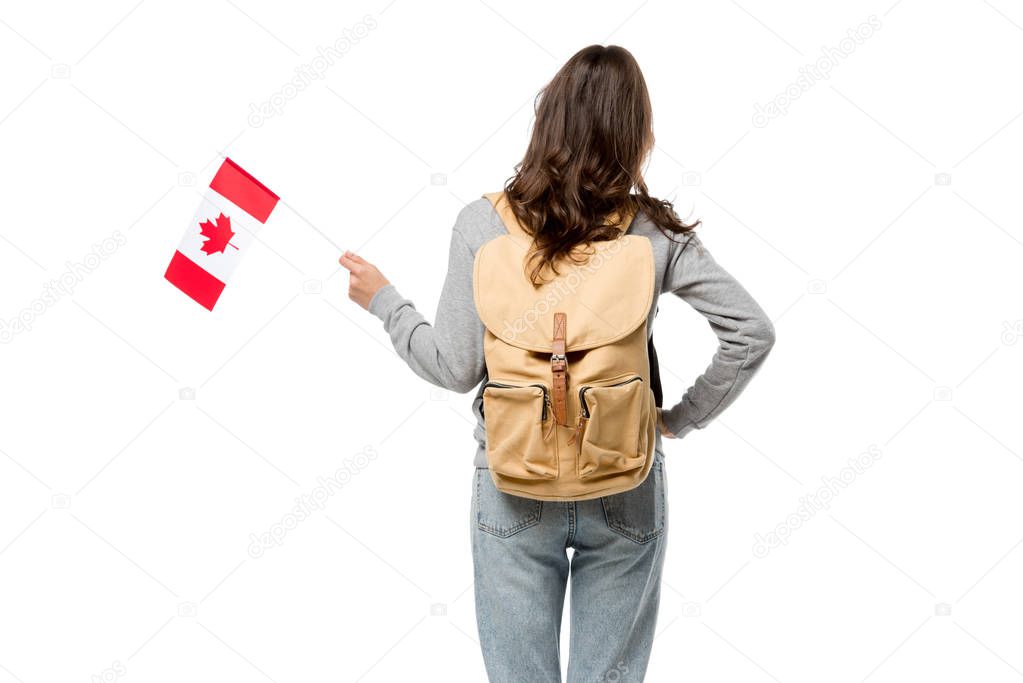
top-left (482, 191), bottom-right (532, 243)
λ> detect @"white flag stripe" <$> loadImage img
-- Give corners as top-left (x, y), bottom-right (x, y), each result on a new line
top-left (176, 190), bottom-right (267, 283)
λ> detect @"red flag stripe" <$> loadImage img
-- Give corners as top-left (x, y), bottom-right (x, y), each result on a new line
top-left (209, 158), bottom-right (279, 223)
top-left (164, 250), bottom-right (226, 311)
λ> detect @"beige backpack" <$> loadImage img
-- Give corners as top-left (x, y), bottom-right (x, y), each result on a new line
top-left (474, 191), bottom-right (657, 501)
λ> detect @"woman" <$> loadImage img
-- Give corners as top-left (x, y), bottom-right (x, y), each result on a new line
top-left (340, 45), bottom-right (775, 682)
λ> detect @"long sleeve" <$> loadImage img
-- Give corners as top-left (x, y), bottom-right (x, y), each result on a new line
top-left (366, 214), bottom-right (487, 393)
top-left (659, 233), bottom-right (776, 438)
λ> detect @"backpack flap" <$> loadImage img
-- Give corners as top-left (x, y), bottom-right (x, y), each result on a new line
top-left (473, 232), bottom-right (654, 353)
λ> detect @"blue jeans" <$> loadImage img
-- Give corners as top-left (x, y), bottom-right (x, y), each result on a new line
top-left (471, 451), bottom-right (668, 682)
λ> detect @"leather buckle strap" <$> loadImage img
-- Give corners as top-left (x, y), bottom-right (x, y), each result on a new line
top-left (551, 312), bottom-right (568, 425)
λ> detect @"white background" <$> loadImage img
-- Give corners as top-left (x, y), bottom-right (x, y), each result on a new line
top-left (1, 1), bottom-right (1022, 681)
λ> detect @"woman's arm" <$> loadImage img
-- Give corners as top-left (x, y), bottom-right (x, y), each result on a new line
top-left (658, 233), bottom-right (776, 439)
top-left (340, 212), bottom-right (487, 394)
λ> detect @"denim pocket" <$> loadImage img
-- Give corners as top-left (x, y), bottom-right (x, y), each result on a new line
top-left (600, 460), bottom-right (665, 544)
top-left (474, 467), bottom-right (543, 538)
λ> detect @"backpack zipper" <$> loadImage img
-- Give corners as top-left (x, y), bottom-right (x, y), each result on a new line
top-left (578, 375), bottom-right (643, 418)
top-left (483, 381), bottom-right (552, 421)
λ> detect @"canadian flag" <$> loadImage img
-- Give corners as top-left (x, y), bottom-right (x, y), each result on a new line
top-left (164, 158), bottom-right (279, 310)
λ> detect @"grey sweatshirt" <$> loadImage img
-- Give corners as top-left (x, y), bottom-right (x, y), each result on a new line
top-left (367, 197), bottom-right (776, 467)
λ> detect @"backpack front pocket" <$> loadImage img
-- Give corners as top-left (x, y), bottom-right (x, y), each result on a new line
top-left (576, 375), bottom-right (649, 480)
top-left (482, 381), bottom-right (557, 480)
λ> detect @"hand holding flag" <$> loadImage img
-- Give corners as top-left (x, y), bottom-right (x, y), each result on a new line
top-left (339, 250), bottom-right (390, 310)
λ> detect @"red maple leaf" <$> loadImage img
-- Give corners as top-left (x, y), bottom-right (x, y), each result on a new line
top-left (198, 213), bottom-right (238, 255)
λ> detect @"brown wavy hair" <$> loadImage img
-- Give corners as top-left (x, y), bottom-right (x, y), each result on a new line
top-left (504, 44), bottom-right (699, 285)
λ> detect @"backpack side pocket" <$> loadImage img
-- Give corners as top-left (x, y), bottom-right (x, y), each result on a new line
top-left (482, 381), bottom-right (557, 480)
top-left (576, 375), bottom-right (648, 480)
